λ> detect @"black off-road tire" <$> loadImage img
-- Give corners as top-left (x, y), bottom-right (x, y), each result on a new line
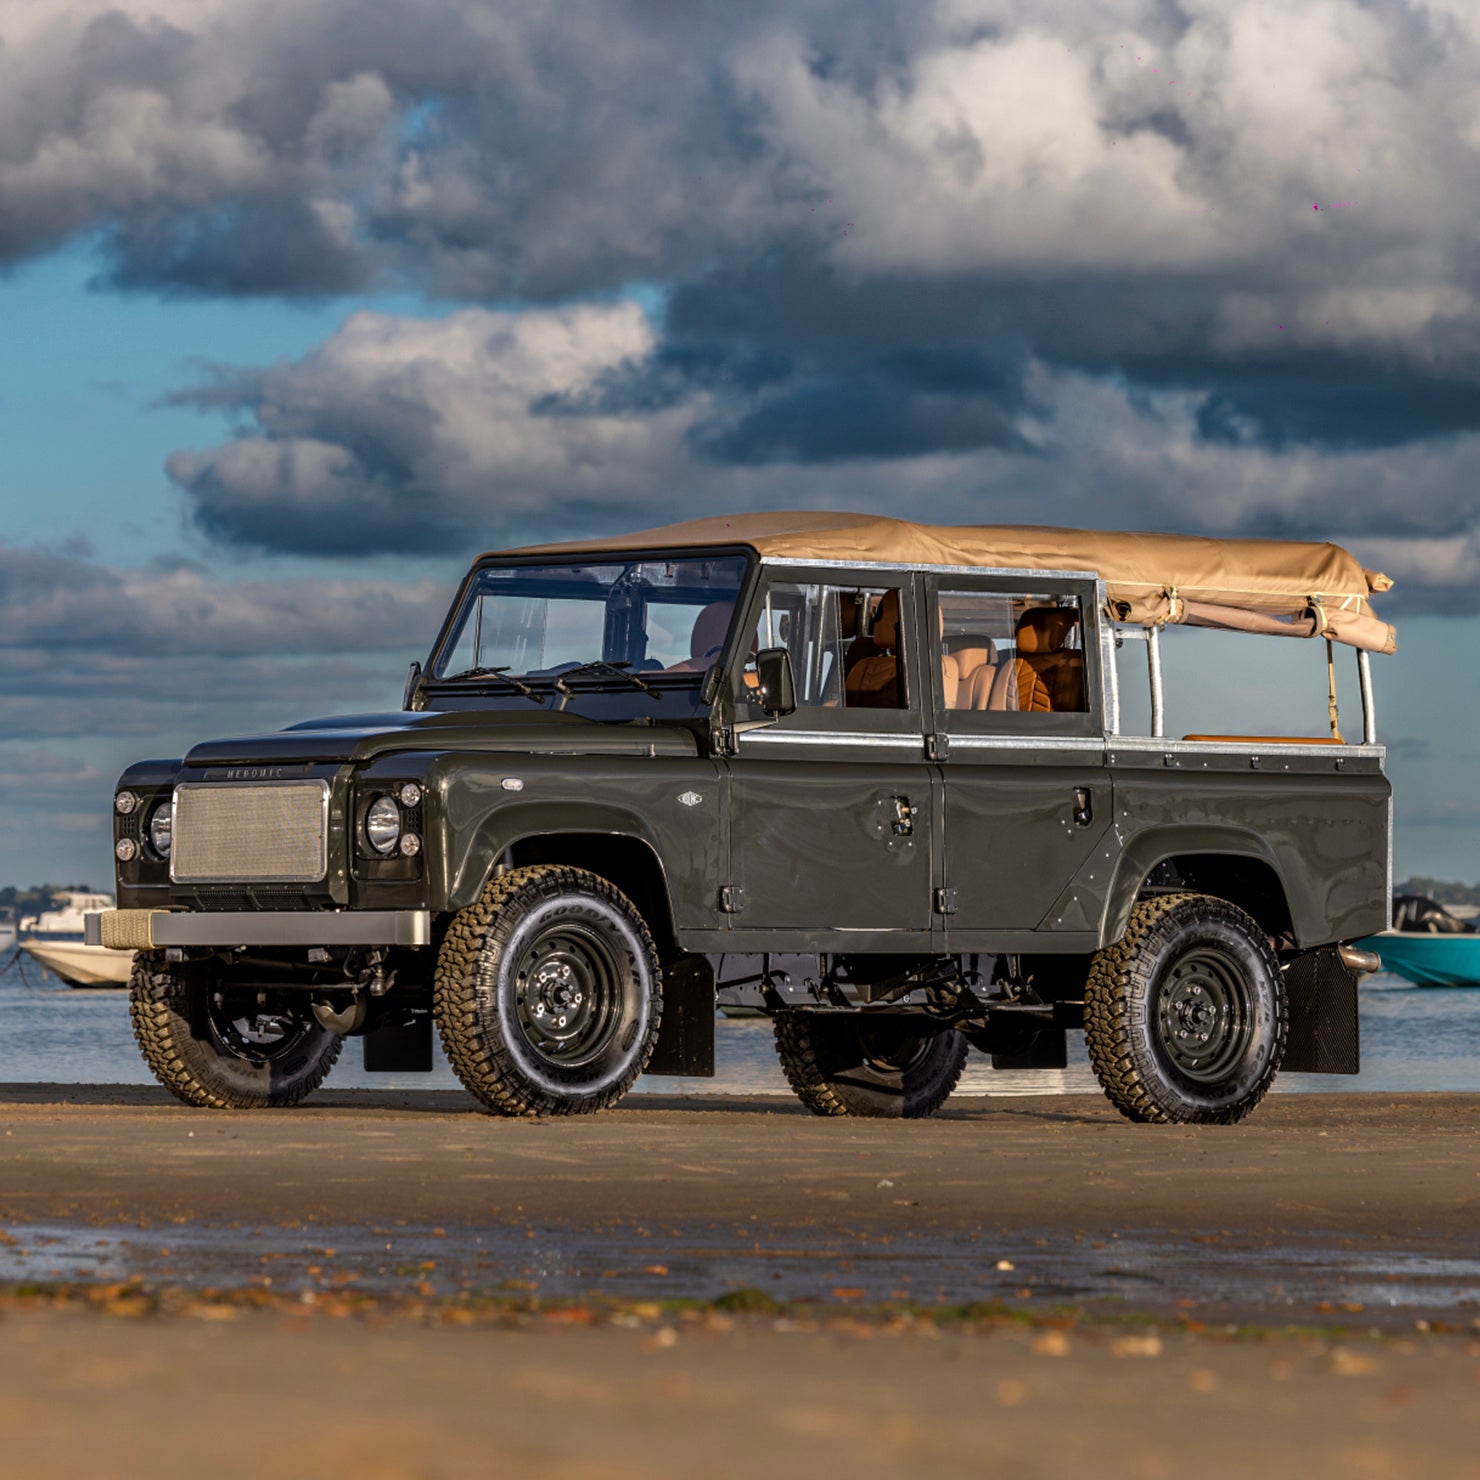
top-left (433, 866), bottom-right (662, 1117)
top-left (1084, 892), bottom-right (1287, 1125)
top-left (128, 952), bottom-right (343, 1109)
top-left (773, 1013), bottom-right (969, 1118)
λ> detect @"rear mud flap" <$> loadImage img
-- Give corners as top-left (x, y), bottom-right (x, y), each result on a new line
top-left (1282, 948), bottom-right (1360, 1075)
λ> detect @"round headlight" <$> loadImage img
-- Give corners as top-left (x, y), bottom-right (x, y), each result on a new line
top-left (398, 782), bottom-right (422, 809)
top-left (115, 791), bottom-right (140, 815)
top-left (115, 837), bottom-right (137, 861)
top-left (149, 804), bottom-right (173, 859)
top-left (365, 795), bottom-right (402, 855)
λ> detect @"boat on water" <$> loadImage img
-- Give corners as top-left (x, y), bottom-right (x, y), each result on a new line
top-left (1356, 894), bottom-right (1480, 988)
top-left (18, 889), bottom-right (133, 987)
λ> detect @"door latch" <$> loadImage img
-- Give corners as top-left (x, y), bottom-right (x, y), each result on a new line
top-left (890, 797), bottom-right (915, 837)
top-left (1073, 787), bottom-right (1093, 827)
top-left (720, 886), bottom-right (746, 913)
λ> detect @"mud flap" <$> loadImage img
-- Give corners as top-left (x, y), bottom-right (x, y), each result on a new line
top-left (363, 1012), bottom-right (434, 1073)
top-left (646, 954), bottom-right (716, 1077)
top-left (990, 1027), bottom-right (1068, 1072)
top-left (1282, 948), bottom-right (1360, 1075)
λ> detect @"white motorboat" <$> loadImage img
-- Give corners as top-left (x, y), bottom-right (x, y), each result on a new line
top-left (18, 890), bottom-right (133, 988)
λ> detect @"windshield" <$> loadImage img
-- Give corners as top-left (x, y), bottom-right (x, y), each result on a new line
top-left (432, 556), bottom-right (749, 689)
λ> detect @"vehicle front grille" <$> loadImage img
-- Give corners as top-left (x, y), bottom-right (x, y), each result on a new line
top-left (171, 782), bottom-right (330, 884)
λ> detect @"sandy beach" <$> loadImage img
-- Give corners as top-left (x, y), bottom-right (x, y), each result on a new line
top-left (3, 1087), bottom-right (1480, 1476)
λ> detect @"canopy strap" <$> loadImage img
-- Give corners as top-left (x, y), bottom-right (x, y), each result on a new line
top-left (1326, 638), bottom-right (1343, 742)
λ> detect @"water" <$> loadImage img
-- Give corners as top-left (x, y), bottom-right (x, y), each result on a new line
top-left (1, 953), bottom-right (1477, 1096)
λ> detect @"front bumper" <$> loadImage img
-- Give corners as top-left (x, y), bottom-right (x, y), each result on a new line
top-left (86, 909), bottom-right (432, 951)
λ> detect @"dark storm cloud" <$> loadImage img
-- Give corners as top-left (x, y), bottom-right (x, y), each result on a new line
top-left (10, 0), bottom-right (1480, 604)
top-left (0, 541), bottom-right (450, 659)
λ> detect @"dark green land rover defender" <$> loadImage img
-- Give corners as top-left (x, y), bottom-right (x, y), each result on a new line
top-left (90, 513), bottom-right (1397, 1124)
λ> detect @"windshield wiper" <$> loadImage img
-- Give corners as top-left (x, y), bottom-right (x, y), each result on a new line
top-left (439, 666), bottom-right (545, 704)
top-left (554, 660), bottom-right (661, 702)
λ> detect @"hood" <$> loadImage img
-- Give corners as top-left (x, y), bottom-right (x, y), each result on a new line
top-left (182, 710), bottom-right (700, 767)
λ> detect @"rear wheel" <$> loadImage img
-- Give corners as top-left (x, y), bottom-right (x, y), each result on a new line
top-left (773, 1013), bottom-right (969, 1118)
top-left (1084, 892), bottom-right (1286, 1124)
top-left (434, 866), bottom-right (662, 1116)
top-left (129, 953), bottom-right (343, 1109)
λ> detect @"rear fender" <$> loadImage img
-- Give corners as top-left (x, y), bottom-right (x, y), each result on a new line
top-left (1101, 826), bottom-right (1295, 945)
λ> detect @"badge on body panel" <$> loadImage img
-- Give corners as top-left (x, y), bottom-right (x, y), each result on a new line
top-left (678, 791), bottom-right (703, 807)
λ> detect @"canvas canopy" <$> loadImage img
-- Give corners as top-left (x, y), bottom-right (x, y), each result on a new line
top-left (508, 511), bottom-right (1396, 654)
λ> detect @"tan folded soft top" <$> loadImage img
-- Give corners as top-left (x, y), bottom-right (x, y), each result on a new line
top-left (508, 511), bottom-right (1396, 654)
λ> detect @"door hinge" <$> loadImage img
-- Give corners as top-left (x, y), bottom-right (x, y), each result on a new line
top-left (720, 886), bottom-right (746, 914)
top-left (934, 887), bottom-right (958, 916)
top-left (926, 733), bottom-right (951, 761)
top-left (712, 726), bottom-right (736, 757)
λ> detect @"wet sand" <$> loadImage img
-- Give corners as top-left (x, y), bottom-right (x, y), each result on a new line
top-left (4, 1086), bottom-right (1480, 1476)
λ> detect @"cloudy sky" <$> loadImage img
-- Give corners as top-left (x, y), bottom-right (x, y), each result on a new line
top-left (2, 0), bottom-right (1477, 886)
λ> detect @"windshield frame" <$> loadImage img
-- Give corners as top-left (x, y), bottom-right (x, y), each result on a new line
top-left (420, 545), bottom-right (758, 710)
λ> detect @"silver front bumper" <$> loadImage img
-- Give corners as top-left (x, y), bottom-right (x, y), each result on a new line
top-left (86, 909), bottom-right (431, 951)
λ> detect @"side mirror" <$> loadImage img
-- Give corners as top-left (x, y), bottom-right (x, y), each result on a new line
top-left (403, 660), bottom-right (424, 711)
top-left (754, 647), bottom-right (797, 717)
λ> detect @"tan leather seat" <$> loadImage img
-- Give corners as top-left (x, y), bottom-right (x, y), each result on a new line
top-left (844, 590), bottom-right (903, 708)
top-left (943, 634), bottom-right (998, 710)
top-left (988, 609), bottom-right (1084, 712)
top-left (666, 600), bottom-right (734, 672)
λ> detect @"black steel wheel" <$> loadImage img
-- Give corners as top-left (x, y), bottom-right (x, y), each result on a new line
top-left (434, 866), bottom-right (662, 1116)
top-left (773, 1013), bottom-right (969, 1118)
top-left (129, 953), bottom-right (343, 1109)
top-left (1084, 892), bottom-right (1287, 1124)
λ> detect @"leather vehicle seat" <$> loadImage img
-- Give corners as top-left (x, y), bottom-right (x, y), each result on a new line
top-left (844, 590), bottom-right (903, 708)
top-left (943, 635), bottom-right (998, 710)
top-left (988, 608), bottom-right (1084, 712)
top-left (666, 600), bottom-right (734, 672)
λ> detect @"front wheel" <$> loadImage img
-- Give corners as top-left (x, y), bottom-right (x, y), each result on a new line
top-left (129, 953), bottom-right (343, 1109)
top-left (774, 1013), bottom-right (969, 1118)
top-left (433, 866), bottom-right (662, 1116)
top-left (1084, 893), bottom-right (1287, 1124)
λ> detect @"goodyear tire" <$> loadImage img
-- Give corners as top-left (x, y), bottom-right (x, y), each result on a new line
top-left (129, 952), bottom-right (343, 1109)
top-left (1084, 892), bottom-right (1287, 1125)
top-left (773, 1013), bottom-right (969, 1118)
top-left (434, 866), bottom-right (662, 1117)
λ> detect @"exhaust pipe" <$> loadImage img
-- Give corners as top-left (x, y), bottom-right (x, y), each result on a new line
top-left (1338, 943), bottom-right (1382, 976)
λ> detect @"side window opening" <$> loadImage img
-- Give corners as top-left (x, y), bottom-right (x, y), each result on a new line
top-left (747, 583), bottom-right (908, 710)
top-left (1113, 624), bottom-right (1364, 740)
top-left (937, 592), bottom-right (1086, 713)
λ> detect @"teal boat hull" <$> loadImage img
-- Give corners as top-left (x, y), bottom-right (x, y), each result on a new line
top-left (1355, 932), bottom-right (1480, 987)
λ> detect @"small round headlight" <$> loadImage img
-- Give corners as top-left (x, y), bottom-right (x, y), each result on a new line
top-left (115, 791), bottom-right (139, 815)
top-left (115, 837), bottom-right (137, 861)
top-left (365, 795), bottom-right (402, 855)
top-left (399, 832), bottom-right (421, 857)
top-left (398, 782), bottom-right (422, 808)
top-left (149, 804), bottom-right (173, 859)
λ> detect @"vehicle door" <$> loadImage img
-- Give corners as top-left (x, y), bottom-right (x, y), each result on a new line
top-left (924, 573), bottom-right (1114, 943)
top-left (723, 567), bottom-right (937, 940)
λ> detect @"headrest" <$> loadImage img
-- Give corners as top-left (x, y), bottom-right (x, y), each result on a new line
top-left (870, 589), bottom-right (901, 650)
top-left (690, 601), bottom-right (734, 661)
top-left (1016, 607), bottom-right (1079, 655)
top-left (838, 593), bottom-right (865, 641)
top-left (945, 635), bottom-right (997, 671)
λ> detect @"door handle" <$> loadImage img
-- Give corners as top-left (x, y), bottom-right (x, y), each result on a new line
top-left (1073, 788), bottom-right (1093, 827)
top-left (890, 797), bottom-right (915, 837)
